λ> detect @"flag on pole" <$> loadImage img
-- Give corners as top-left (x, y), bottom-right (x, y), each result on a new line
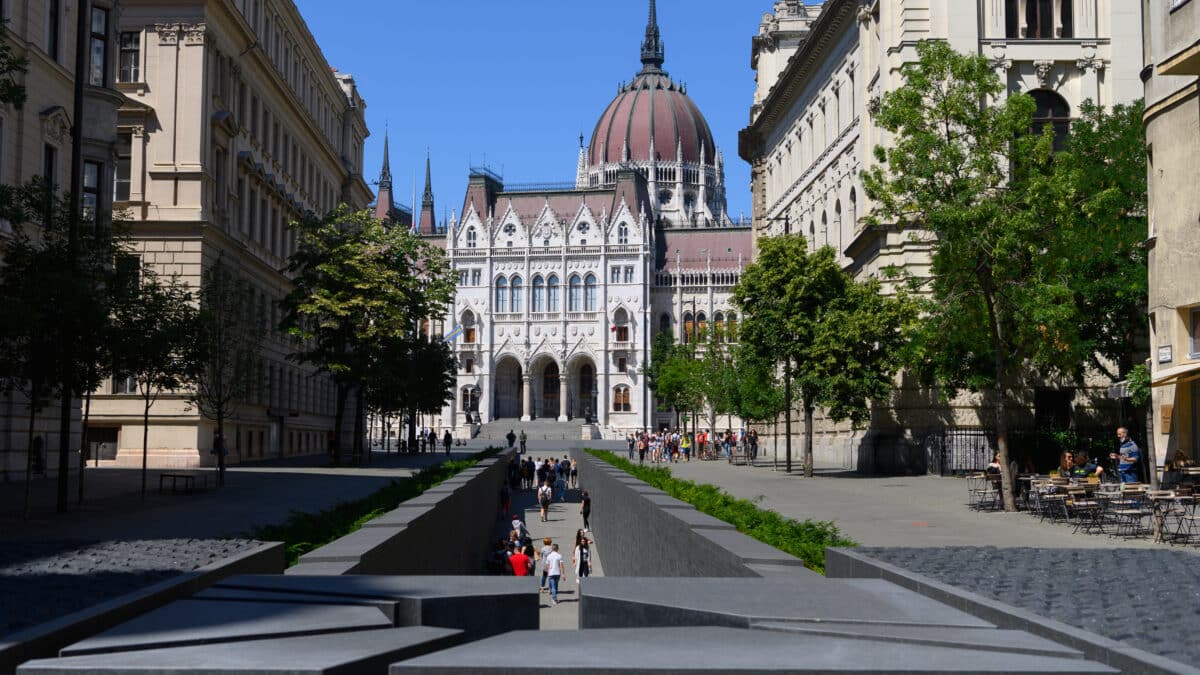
top-left (443, 325), bottom-right (464, 343)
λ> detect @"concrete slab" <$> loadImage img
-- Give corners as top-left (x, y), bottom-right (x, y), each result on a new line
top-left (295, 526), bottom-right (405, 565)
top-left (641, 494), bottom-right (692, 509)
top-left (283, 561), bottom-right (357, 576)
top-left (663, 508), bottom-right (736, 530)
top-left (752, 621), bottom-right (1083, 658)
top-left (20, 626), bottom-right (461, 674)
top-left (360, 505), bottom-right (436, 529)
top-left (387, 627), bottom-right (1117, 673)
top-left (60, 600), bottom-right (392, 656)
top-left (193, 588), bottom-right (404, 624)
top-left (692, 528), bottom-right (808, 567)
top-left (579, 577), bottom-right (994, 629)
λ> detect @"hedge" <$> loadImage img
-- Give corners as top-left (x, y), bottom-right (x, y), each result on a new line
top-left (588, 449), bottom-right (855, 574)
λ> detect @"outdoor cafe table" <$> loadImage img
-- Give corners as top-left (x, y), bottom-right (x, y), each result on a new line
top-left (1150, 493), bottom-right (1196, 543)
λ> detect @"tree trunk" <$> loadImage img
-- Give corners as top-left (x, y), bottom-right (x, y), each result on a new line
top-left (773, 410), bottom-right (779, 471)
top-left (331, 382), bottom-right (348, 466)
top-left (22, 383), bottom-right (39, 520)
top-left (1144, 402), bottom-right (1158, 489)
top-left (980, 281), bottom-right (1017, 512)
top-left (353, 387), bottom-right (365, 465)
top-left (384, 416), bottom-right (391, 454)
top-left (216, 413), bottom-right (226, 488)
top-left (141, 391), bottom-right (151, 501)
top-left (78, 388), bottom-right (91, 505)
top-left (407, 408), bottom-right (417, 454)
top-left (784, 362), bottom-right (793, 474)
top-left (803, 401), bottom-right (815, 478)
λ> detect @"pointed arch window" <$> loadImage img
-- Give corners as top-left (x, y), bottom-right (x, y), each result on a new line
top-left (697, 312), bottom-right (707, 337)
top-left (584, 274), bottom-right (597, 312)
top-left (510, 276), bottom-right (523, 313)
top-left (617, 223), bottom-right (629, 245)
top-left (466, 226), bottom-right (477, 248)
top-left (495, 277), bottom-right (508, 313)
top-left (568, 274), bottom-right (583, 312)
top-left (1030, 90), bottom-right (1071, 151)
top-left (548, 274), bottom-right (561, 312)
top-left (659, 313), bottom-right (671, 335)
top-left (683, 312), bottom-right (695, 344)
top-left (714, 312), bottom-right (726, 343)
top-left (532, 275), bottom-right (545, 313)
top-left (461, 310), bottom-right (477, 344)
top-left (726, 312), bottom-right (738, 342)
top-left (612, 385), bottom-right (632, 412)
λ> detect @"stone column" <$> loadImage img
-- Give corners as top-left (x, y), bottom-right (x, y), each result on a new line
top-left (521, 375), bottom-right (532, 421)
top-left (558, 375), bottom-right (570, 422)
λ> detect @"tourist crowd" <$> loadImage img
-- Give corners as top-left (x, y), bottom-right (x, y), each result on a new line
top-left (625, 428), bottom-right (758, 463)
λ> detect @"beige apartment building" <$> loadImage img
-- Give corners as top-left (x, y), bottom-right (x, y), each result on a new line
top-left (86, 0), bottom-right (372, 468)
top-left (0, 0), bottom-right (124, 481)
top-left (739, 0), bottom-right (1144, 472)
top-left (1144, 0), bottom-right (1200, 473)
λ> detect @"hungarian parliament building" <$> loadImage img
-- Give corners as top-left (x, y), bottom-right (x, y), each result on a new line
top-left (375, 2), bottom-right (751, 436)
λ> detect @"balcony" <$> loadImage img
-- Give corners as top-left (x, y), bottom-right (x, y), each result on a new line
top-left (566, 312), bottom-right (600, 322)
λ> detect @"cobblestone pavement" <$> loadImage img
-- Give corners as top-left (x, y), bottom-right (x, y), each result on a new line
top-left (0, 538), bottom-right (262, 638)
top-left (855, 546), bottom-right (1200, 667)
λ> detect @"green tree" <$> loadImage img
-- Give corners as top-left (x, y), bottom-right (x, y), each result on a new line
top-left (110, 271), bottom-right (202, 500)
top-left (862, 40), bottom-right (1076, 510)
top-left (734, 236), bottom-right (913, 476)
top-left (190, 257), bottom-right (263, 486)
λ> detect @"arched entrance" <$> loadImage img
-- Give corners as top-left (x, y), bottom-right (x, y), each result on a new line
top-left (568, 356), bottom-right (598, 422)
top-left (493, 357), bottom-right (523, 419)
top-left (541, 362), bottom-right (560, 420)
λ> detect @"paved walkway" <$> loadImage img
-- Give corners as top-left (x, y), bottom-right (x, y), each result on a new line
top-left (661, 458), bottom-right (1168, 549)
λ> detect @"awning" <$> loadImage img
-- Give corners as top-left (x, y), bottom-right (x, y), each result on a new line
top-left (1151, 361), bottom-right (1200, 388)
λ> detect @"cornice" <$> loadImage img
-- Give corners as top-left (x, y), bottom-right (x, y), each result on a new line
top-left (739, 0), bottom-right (860, 161)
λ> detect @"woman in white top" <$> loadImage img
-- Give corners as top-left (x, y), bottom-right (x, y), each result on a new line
top-left (573, 536), bottom-right (592, 583)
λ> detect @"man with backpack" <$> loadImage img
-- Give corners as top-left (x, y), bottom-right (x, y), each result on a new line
top-left (538, 480), bottom-right (553, 522)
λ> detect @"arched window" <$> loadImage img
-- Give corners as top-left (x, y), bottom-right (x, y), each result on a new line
top-left (727, 312), bottom-right (738, 342)
top-left (548, 274), bottom-right (560, 312)
top-left (659, 313), bottom-right (671, 335)
top-left (1030, 90), bottom-right (1071, 151)
top-left (510, 276), bottom-right (523, 313)
top-left (848, 188), bottom-right (857, 229)
top-left (584, 274), bottom-right (597, 311)
top-left (495, 277), bottom-right (508, 313)
top-left (612, 385), bottom-right (631, 412)
top-left (714, 312), bottom-right (725, 343)
top-left (1007, 0), bottom-right (1072, 39)
top-left (613, 308), bottom-right (630, 343)
top-left (821, 211), bottom-right (828, 245)
top-left (683, 312), bottom-right (695, 344)
top-left (568, 274), bottom-right (582, 312)
top-left (697, 312), bottom-right (707, 337)
top-left (532, 275), bottom-right (545, 313)
top-left (466, 227), bottom-right (477, 248)
top-left (461, 310), bottom-right (477, 344)
top-left (617, 223), bottom-right (629, 245)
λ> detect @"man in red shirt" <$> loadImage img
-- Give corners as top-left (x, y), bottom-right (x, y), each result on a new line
top-left (508, 544), bottom-right (532, 576)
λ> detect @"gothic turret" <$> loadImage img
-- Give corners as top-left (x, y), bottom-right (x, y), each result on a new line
top-left (418, 151), bottom-right (437, 235)
top-left (374, 130), bottom-right (395, 221)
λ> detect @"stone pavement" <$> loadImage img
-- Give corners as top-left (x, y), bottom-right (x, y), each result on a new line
top-left (662, 458), bottom-right (1166, 549)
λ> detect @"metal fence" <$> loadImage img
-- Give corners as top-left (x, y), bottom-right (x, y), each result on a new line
top-left (919, 427), bottom-right (1113, 476)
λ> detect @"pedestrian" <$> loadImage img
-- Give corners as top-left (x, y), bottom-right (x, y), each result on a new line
top-left (680, 433), bottom-right (690, 462)
top-left (519, 429), bottom-right (527, 454)
top-left (506, 429), bottom-right (517, 449)
top-left (570, 458), bottom-right (579, 488)
top-left (500, 484), bottom-right (511, 517)
top-left (556, 457), bottom-right (568, 501)
top-left (573, 537), bottom-right (592, 584)
top-left (544, 544), bottom-right (564, 606)
top-left (511, 513), bottom-right (526, 539)
top-left (538, 537), bottom-right (554, 593)
top-left (443, 429), bottom-right (452, 455)
top-left (508, 543), bottom-right (532, 577)
top-left (638, 434), bottom-right (647, 464)
top-left (1116, 426), bottom-right (1141, 483)
top-left (627, 434), bottom-right (635, 460)
top-left (748, 429), bottom-right (759, 461)
top-left (538, 480), bottom-right (553, 522)
top-left (580, 490), bottom-right (591, 531)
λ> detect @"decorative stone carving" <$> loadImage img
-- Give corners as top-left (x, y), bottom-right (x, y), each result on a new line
top-left (1076, 55), bottom-right (1106, 72)
top-left (155, 24), bottom-right (181, 45)
top-left (1033, 60), bottom-right (1054, 88)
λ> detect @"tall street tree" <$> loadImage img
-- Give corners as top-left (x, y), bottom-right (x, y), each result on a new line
top-left (862, 40), bottom-right (1077, 510)
top-left (191, 257), bottom-right (263, 486)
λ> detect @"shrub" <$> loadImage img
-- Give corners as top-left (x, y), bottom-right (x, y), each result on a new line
top-left (253, 448), bottom-right (501, 566)
top-left (588, 449), bottom-right (855, 574)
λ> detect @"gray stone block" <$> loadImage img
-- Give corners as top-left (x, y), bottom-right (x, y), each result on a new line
top-left (295, 526), bottom-right (406, 569)
top-left (193, 588), bottom-right (405, 624)
top-left (641, 493), bottom-right (692, 509)
top-left (752, 621), bottom-right (1082, 658)
top-left (387, 627), bottom-right (1117, 673)
top-left (20, 626), bottom-right (461, 674)
top-left (664, 508), bottom-right (735, 530)
top-left (360, 505), bottom-right (435, 529)
top-left (283, 562), bottom-right (357, 576)
top-left (692, 528), bottom-right (807, 567)
top-left (60, 600), bottom-right (392, 657)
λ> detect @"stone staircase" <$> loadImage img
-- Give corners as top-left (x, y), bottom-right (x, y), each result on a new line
top-left (474, 420), bottom-right (591, 441)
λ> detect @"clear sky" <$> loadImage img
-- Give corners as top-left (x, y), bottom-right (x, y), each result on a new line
top-left (293, 0), bottom-right (776, 222)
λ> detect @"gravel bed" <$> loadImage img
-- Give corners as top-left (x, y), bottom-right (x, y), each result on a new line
top-left (0, 538), bottom-right (262, 638)
top-left (855, 546), bottom-right (1200, 666)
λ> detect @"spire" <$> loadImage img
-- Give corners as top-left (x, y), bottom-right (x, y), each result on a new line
top-left (418, 150), bottom-right (437, 235)
top-left (640, 0), bottom-right (665, 72)
top-left (378, 127), bottom-right (393, 191)
top-left (421, 150), bottom-right (433, 204)
top-left (374, 127), bottom-right (395, 222)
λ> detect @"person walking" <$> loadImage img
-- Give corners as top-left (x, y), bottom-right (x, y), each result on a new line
top-left (538, 480), bottom-right (553, 522)
top-left (508, 543), bottom-right (532, 577)
top-left (505, 429), bottom-right (517, 449)
top-left (573, 537), bottom-right (592, 585)
top-left (519, 429), bottom-right (527, 454)
top-left (543, 544), bottom-right (564, 606)
top-left (748, 429), bottom-right (759, 462)
top-left (637, 434), bottom-right (647, 464)
top-left (442, 429), bottom-right (452, 455)
top-left (570, 458), bottom-right (578, 489)
top-left (537, 537), bottom-right (554, 593)
top-left (580, 490), bottom-right (591, 531)
top-left (1115, 426), bottom-right (1142, 483)
top-left (627, 434), bottom-right (635, 460)
top-left (556, 457), bottom-right (568, 501)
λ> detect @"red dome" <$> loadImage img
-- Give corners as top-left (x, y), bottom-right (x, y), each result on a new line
top-left (588, 71), bottom-right (716, 168)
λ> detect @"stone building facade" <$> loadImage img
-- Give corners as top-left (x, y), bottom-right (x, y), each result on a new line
top-left (0, 0), bottom-right (125, 480)
top-left (1144, 0), bottom-right (1200, 472)
top-left (739, 0), bottom-right (1144, 471)
top-left (85, 0), bottom-right (371, 468)
top-left (385, 1), bottom-right (753, 438)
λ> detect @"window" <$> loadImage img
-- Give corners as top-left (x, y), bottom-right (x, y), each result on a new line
top-left (47, 0), bottom-right (61, 61)
top-left (213, 147), bottom-right (226, 209)
top-left (543, 238), bottom-right (550, 247)
top-left (615, 325), bottom-right (630, 342)
top-left (113, 374), bottom-right (138, 394)
top-left (584, 274), bottom-right (597, 312)
top-left (613, 308), bottom-right (630, 343)
top-left (617, 357), bottom-right (627, 373)
top-left (727, 312), bottom-right (738, 342)
top-left (42, 144), bottom-right (57, 187)
top-left (697, 312), bottom-right (707, 336)
top-left (659, 313), bottom-right (671, 335)
top-left (548, 274), bottom-right (560, 312)
top-left (683, 312), bottom-right (694, 344)
top-left (1031, 90), bottom-right (1071, 152)
top-left (612, 386), bottom-right (631, 412)
top-left (89, 7), bottom-right (109, 87)
top-left (618, 223), bottom-right (629, 244)
top-left (623, 266), bottom-right (634, 283)
top-left (714, 312), bottom-right (726, 343)
top-left (462, 312), bottom-right (477, 344)
top-left (464, 357), bottom-right (475, 374)
top-left (532, 276), bottom-right (545, 312)
top-left (459, 270), bottom-right (469, 287)
top-left (568, 275), bottom-right (582, 312)
top-left (470, 269), bottom-right (481, 286)
top-left (82, 160), bottom-right (102, 221)
top-left (118, 32), bottom-right (140, 82)
top-left (1007, 0), bottom-right (1072, 39)
top-left (495, 278), bottom-right (508, 312)
top-left (1191, 308), bottom-right (1200, 358)
top-left (511, 276), bottom-right (523, 313)
top-left (466, 227), bottom-right (477, 248)
top-left (611, 266), bottom-right (621, 284)
top-left (108, 132), bottom-right (131, 201)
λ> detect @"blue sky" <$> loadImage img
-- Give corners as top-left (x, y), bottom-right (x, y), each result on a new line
top-left (293, 0), bottom-right (775, 221)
